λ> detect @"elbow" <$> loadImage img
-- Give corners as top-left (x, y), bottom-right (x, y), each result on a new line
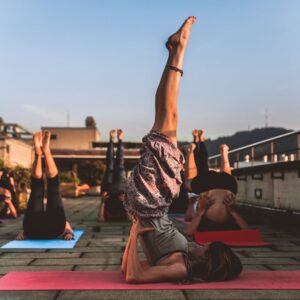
top-left (125, 274), bottom-right (139, 284)
top-left (185, 228), bottom-right (194, 237)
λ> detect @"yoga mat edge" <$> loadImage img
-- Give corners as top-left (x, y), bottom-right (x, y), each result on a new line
top-left (0, 271), bottom-right (300, 290)
top-left (1, 229), bottom-right (84, 249)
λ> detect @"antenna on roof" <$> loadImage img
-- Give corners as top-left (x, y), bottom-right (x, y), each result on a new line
top-left (265, 109), bottom-right (269, 128)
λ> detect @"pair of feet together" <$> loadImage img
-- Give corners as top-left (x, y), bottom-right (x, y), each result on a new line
top-left (185, 129), bottom-right (229, 155)
top-left (109, 129), bottom-right (123, 142)
top-left (33, 131), bottom-right (52, 157)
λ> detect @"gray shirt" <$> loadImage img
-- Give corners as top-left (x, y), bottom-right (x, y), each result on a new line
top-left (139, 215), bottom-right (188, 265)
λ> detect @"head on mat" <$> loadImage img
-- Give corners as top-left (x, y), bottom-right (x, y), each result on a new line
top-left (15, 131), bottom-right (74, 241)
top-left (183, 129), bottom-right (248, 234)
top-left (186, 241), bottom-right (242, 282)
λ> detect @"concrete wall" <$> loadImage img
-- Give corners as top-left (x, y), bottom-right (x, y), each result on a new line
top-left (236, 165), bottom-right (300, 212)
top-left (0, 138), bottom-right (33, 168)
top-left (42, 127), bottom-right (100, 150)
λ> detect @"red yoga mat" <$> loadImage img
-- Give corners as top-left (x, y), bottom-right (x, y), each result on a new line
top-left (194, 229), bottom-right (271, 247)
top-left (0, 271), bottom-right (300, 290)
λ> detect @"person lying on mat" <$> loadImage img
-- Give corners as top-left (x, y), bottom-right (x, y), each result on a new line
top-left (122, 16), bottom-right (242, 283)
top-left (98, 129), bottom-right (128, 222)
top-left (184, 130), bottom-right (248, 235)
top-left (16, 131), bottom-right (74, 241)
top-left (0, 187), bottom-right (18, 218)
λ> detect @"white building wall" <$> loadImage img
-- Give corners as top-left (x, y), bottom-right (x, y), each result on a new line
top-left (0, 139), bottom-right (33, 168)
top-left (42, 128), bottom-right (100, 150)
top-left (236, 169), bottom-right (300, 212)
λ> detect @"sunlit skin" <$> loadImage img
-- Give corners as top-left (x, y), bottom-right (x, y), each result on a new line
top-left (122, 16), bottom-right (202, 284)
top-left (16, 131), bottom-right (74, 241)
top-left (185, 130), bottom-right (248, 235)
top-left (0, 187), bottom-right (17, 218)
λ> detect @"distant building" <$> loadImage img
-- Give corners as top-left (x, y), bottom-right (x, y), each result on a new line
top-left (41, 126), bottom-right (101, 150)
top-left (0, 119), bottom-right (33, 168)
top-left (42, 117), bottom-right (140, 172)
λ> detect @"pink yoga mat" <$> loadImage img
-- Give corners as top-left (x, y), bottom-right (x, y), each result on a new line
top-left (194, 229), bottom-right (271, 247)
top-left (0, 271), bottom-right (300, 290)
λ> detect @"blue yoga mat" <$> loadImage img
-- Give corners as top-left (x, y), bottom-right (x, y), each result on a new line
top-left (1, 230), bottom-right (84, 249)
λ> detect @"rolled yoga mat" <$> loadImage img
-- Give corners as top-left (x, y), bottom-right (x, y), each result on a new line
top-left (0, 271), bottom-right (299, 290)
top-left (0, 230), bottom-right (84, 249)
top-left (194, 229), bottom-right (271, 247)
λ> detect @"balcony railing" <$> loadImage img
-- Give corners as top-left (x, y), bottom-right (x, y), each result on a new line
top-left (208, 130), bottom-right (300, 169)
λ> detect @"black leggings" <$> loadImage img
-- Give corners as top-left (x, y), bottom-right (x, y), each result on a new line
top-left (102, 140), bottom-right (126, 193)
top-left (23, 176), bottom-right (66, 239)
top-left (191, 142), bottom-right (237, 195)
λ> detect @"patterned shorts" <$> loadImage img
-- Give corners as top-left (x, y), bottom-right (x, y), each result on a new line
top-left (124, 131), bottom-right (184, 218)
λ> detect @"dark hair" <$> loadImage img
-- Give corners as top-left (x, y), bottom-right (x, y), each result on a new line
top-left (186, 241), bottom-right (242, 282)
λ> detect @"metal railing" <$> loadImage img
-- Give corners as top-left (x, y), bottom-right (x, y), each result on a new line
top-left (208, 130), bottom-right (300, 169)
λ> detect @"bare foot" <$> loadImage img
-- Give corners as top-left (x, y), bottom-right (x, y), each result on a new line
top-left (166, 16), bottom-right (196, 52)
top-left (109, 130), bottom-right (116, 142)
top-left (184, 143), bottom-right (196, 154)
top-left (192, 129), bottom-right (199, 143)
top-left (33, 132), bottom-right (43, 156)
top-left (117, 129), bottom-right (123, 141)
top-left (220, 144), bottom-right (229, 155)
top-left (198, 129), bottom-right (205, 142)
top-left (42, 131), bottom-right (51, 154)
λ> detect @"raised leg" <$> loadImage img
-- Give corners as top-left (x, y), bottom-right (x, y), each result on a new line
top-left (23, 134), bottom-right (46, 236)
top-left (42, 131), bottom-right (58, 178)
top-left (184, 142), bottom-right (197, 181)
top-left (26, 132), bottom-right (45, 213)
top-left (42, 131), bottom-right (66, 236)
top-left (102, 130), bottom-right (116, 193)
top-left (31, 132), bottom-right (43, 179)
top-left (114, 129), bottom-right (126, 186)
top-left (194, 130), bottom-right (209, 175)
top-left (220, 144), bottom-right (231, 174)
top-left (152, 16), bottom-right (196, 144)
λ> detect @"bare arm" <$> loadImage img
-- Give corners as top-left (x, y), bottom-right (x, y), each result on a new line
top-left (185, 210), bottom-right (205, 236)
top-left (10, 177), bottom-right (16, 192)
top-left (4, 190), bottom-right (17, 218)
top-left (229, 209), bottom-right (248, 230)
top-left (223, 193), bottom-right (248, 230)
top-left (121, 230), bottom-right (132, 274)
top-left (185, 192), bottom-right (215, 236)
top-left (184, 144), bottom-right (197, 187)
top-left (184, 195), bottom-right (199, 222)
top-left (63, 221), bottom-right (74, 240)
top-left (125, 221), bottom-right (187, 283)
top-left (98, 192), bottom-right (109, 222)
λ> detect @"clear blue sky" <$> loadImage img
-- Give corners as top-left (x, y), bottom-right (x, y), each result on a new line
top-left (0, 0), bottom-right (299, 141)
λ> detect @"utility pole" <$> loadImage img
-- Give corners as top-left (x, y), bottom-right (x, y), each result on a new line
top-left (265, 109), bottom-right (269, 128)
top-left (67, 111), bottom-right (70, 127)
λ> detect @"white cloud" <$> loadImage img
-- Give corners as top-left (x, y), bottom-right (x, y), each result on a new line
top-left (22, 104), bottom-right (66, 124)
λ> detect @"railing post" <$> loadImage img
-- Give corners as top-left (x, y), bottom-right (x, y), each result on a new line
top-left (270, 142), bottom-right (274, 162)
top-left (251, 147), bottom-right (255, 166)
top-left (236, 152), bottom-right (239, 169)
